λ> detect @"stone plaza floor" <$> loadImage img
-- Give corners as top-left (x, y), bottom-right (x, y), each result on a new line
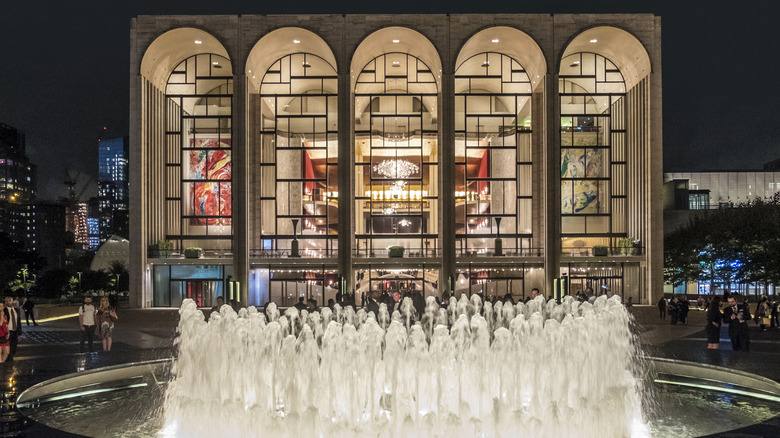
top-left (0, 304), bottom-right (778, 437)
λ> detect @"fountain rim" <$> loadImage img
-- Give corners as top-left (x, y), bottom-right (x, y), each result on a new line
top-left (16, 356), bottom-right (780, 408)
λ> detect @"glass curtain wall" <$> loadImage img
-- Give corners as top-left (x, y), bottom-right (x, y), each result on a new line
top-left (454, 53), bottom-right (533, 256)
top-left (354, 53), bottom-right (439, 257)
top-left (165, 54), bottom-right (233, 250)
top-left (559, 52), bottom-right (627, 255)
top-left (254, 54), bottom-right (338, 257)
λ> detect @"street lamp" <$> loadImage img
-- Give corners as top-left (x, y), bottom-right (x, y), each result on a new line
top-left (77, 271), bottom-right (82, 293)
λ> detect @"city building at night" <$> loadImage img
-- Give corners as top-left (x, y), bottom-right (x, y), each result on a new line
top-left (0, 122), bottom-right (37, 250)
top-left (98, 136), bottom-right (129, 241)
top-left (130, 14), bottom-right (662, 308)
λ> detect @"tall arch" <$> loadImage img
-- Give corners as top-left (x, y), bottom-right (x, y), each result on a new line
top-left (140, 28), bottom-right (233, 308)
top-left (557, 26), bottom-right (652, 300)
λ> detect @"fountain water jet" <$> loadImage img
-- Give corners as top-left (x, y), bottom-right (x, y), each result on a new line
top-left (162, 294), bottom-right (649, 437)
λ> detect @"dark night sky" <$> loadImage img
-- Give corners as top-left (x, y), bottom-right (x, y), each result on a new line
top-left (1, 1), bottom-right (778, 201)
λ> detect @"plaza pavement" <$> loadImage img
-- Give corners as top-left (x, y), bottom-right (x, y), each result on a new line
top-left (0, 304), bottom-right (777, 437)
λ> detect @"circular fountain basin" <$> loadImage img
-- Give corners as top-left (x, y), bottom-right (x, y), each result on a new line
top-left (16, 357), bottom-right (780, 438)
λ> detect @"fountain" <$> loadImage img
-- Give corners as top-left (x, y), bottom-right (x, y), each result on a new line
top-left (15, 294), bottom-right (780, 437)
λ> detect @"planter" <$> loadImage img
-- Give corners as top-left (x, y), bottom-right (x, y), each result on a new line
top-left (184, 248), bottom-right (202, 259)
top-left (388, 246), bottom-right (405, 258)
top-left (592, 246), bottom-right (608, 257)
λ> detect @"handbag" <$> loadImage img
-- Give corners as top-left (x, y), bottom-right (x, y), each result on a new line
top-left (761, 317), bottom-right (772, 326)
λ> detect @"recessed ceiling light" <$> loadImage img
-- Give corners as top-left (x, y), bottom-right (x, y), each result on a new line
top-left (293, 39), bottom-right (301, 44)
top-left (392, 61), bottom-right (401, 67)
top-left (392, 39), bottom-right (400, 43)
top-left (212, 61), bottom-right (219, 65)
top-left (194, 40), bottom-right (202, 44)
top-left (302, 61), bottom-right (311, 68)
top-left (492, 39), bottom-right (499, 43)
top-left (481, 61), bottom-right (490, 67)
top-left (590, 39), bottom-right (598, 43)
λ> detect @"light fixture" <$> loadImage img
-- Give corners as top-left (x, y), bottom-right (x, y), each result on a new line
top-left (392, 39), bottom-right (400, 43)
top-left (481, 61), bottom-right (490, 67)
top-left (399, 218), bottom-right (411, 227)
top-left (589, 39), bottom-right (598, 43)
top-left (293, 39), bottom-right (301, 44)
top-left (492, 38), bottom-right (499, 43)
top-left (373, 159), bottom-right (418, 180)
top-left (302, 61), bottom-right (311, 68)
top-left (194, 40), bottom-right (202, 44)
top-left (212, 61), bottom-right (219, 65)
top-left (392, 61), bottom-right (401, 67)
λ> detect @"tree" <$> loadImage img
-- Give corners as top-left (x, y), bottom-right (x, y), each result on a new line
top-left (34, 269), bottom-right (74, 299)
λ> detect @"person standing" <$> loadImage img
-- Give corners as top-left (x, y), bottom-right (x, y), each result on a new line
top-left (657, 296), bottom-right (667, 320)
top-left (724, 295), bottom-right (750, 351)
top-left (669, 297), bottom-right (679, 325)
top-left (679, 298), bottom-right (689, 325)
top-left (96, 296), bottom-right (118, 352)
top-left (22, 297), bottom-right (37, 326)
top-left (79, 296), bottom-right (97, 353)
top-left (0, 305), bottom-right (9, 362)
top-left (4, 296), bottom-right (22, 361)
top-left (706, 296), bottom-right (723, 350)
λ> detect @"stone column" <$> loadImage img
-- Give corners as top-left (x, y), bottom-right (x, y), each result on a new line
top-left (440, 43), bottom-right (455, 295)
top-left (545, 73), bottom-right (561, 295)
top-left (338, 20), bottom-right (353, 296)
top-left (233, 67), bottom-right (250, 307)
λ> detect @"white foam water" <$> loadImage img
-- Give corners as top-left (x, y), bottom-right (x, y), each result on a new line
top-left (162, 295), bottom-right (649, 438)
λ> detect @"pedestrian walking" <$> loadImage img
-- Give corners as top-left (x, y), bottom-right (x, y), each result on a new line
top-left (657, 296), bottom-right (667, 320)
top-left (79, 296), bottom-right (97, 353)
top-left (22, 297), bottom-right (37, 326)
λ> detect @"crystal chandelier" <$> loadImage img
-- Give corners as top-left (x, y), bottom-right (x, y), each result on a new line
top-left (373, 159), bottom-right (418, 180)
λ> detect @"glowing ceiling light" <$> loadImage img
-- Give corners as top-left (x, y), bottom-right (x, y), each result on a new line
top-left (399, 218), bottom-right (411, 227)
top-left (373, 159), bottom-right (418, 180)
top-left (392, 39), bottom-right (400, 43)
top-left (194, 40), bottom-right (202, 44)
top-left (293, 39), bottom-right (301, 44)
top-left (212, 61), bottom-right (219, 65)
top-left (492, 38), bottom-right (499, 43)
top-left (589, 39), bottom-right (598, 43)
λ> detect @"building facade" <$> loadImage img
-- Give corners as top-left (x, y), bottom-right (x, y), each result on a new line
top-left (130, 14), bottom-right (663, 308)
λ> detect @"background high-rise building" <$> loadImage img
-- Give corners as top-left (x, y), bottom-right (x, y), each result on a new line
top-left (98, 136), bottom-right (129, 241)
top-left (0, 123), bottom-right (37, 250)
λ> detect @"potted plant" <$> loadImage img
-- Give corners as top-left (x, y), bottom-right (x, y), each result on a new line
top-left (184, 247), bottom-right (203, 258)
top-left (617, 237), bottom-right (636, 255)
top-left (592, 245), bottom-right (608, 256)
top-left (158, 239), bottom-right (173, 257)
top-left (388, 246), bottom-right (405, 258)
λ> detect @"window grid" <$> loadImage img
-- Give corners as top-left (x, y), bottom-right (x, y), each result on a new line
top-left (455, 52), bottom-right (533, 255)
top-left (559, 52), bottom-right (627, 249)
top-left (165, 53), bottom-right (233, 247)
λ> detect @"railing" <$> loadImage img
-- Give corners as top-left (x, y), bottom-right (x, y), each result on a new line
top-left (561, 247), bottom-right (644, 257)
top-left (353, 248), bottom-right (442, 258)
top-left (456, 248), bottom-right (544, 257)
top-left (250, 248), bottom-right (337, 259)
top-left (147, 249), bottom-right (234, 259)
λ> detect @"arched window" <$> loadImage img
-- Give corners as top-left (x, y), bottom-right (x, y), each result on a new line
top-left (454, 52), bottom-right (533, 256)
top-left (165, 53), bottom-right (233, 247)
top-left (252, 53), bottom-right (338, 257)
top-left (559, 52), bottom-right (626, 253)
top-left (354, 53), bottom-right (438, 256)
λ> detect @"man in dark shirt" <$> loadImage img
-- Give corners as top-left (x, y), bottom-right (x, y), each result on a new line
top-left (293, 296), bottom-right (307, 311)
top-left (724, 295), bottom-right (750, 351)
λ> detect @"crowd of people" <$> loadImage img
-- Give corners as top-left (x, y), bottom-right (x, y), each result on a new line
top-left (655, 293), bottom-right (778, 351)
